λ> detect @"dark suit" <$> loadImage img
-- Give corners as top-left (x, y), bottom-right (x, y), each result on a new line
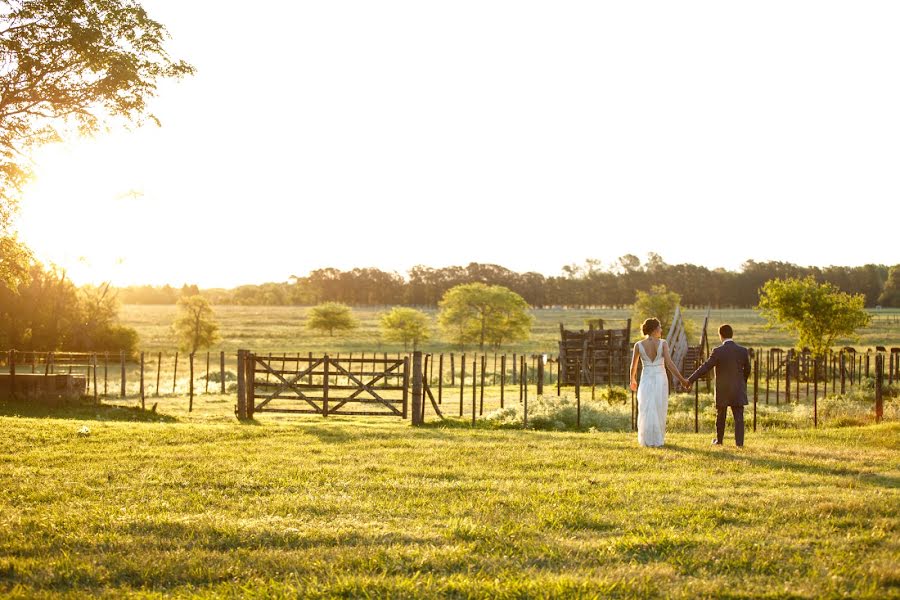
top-left (687, 340), bottom-right (752, 446)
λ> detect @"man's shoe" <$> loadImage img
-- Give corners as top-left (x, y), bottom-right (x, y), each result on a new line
top-left (711, 439), bottom-right (722, 445)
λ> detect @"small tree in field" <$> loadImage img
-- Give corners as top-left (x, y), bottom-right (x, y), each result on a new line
top-left (438, 283), bottom-right (532, 350)
top-left (174, 295), bottom-right (219, 354)
top-left (307, 302), bottom-right (357, 337)
top-left (380, 307), bottom-right (431, 351)
top-left (757, 276), bottom-right (870, 358)
top-left (633, 285), bottom-right (681, 335)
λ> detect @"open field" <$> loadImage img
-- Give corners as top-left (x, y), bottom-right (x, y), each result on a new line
top-left (118, 305), bottom-right (900, 355)
top-left (0, 394), bottom-right (897, 598)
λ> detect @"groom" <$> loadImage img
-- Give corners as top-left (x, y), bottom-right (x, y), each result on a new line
top-left (684, 324), bottom-right (752, 447)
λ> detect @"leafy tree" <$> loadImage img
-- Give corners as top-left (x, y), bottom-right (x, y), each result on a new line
top-left (757, 276), bottom-right (870, 357)
top-left (174, 295), bottom-right (219, 353)
top-left (0, 261), bottom-right (137, 352)
top-left (878, 265), bottom-right (900, 307)
top-left (380, 307), bottom-right (431, 351)
top-left (0, 234), bottom-right (31, 290)
top-left (0, 0), bottom-right (194, 225)
top-left (438, 283), bottom-right (532, 350)
top-left (307, 302), bottom-right (357, 337)
top-left (633, 285), bottom-right (681, 335)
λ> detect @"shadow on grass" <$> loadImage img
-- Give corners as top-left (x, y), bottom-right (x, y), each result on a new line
top-left (299, 424), bottom-right (359, 443)
top-left (1, 518), bottom-right (445, 592)
top-left (665, 443), bottom-right (900, 489)
top-left (0, 400), bottom-right (178, 423)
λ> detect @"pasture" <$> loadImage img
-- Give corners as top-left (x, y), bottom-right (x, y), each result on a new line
top-left (118, 305), bottom-right (900, 355)
top-left (1, 305), bottom-right (897, 597)
top-left (0, 394), bottom-right (897, 598)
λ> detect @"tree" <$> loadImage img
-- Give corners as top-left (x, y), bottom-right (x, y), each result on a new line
top-left (633, 285), bottom-right (681, 335)
top-left (878, 265), bottom-right (900, 307)
top-left (757, 276), bottom-right (870, 358)
top-left (438, 283), bottom-right (532, 350)
top-left (0, 0), bottom-right (194, 226)
top-left (0, 234), bottom-right (31, 290)
top-left (174, 295), bottom-right (219, 353)
top-left (380, 307), bottom-right (431, 351)
top-left (307, 302), bottom-right (357, 337)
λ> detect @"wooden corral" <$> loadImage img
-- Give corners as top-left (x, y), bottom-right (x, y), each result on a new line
top-left (557, 320), bottom-right (632, 386)
top-left (668, 306), bottom-right (711, 386)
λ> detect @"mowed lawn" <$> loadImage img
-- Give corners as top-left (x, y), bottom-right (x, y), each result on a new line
top-left (0, 400), bottom-right (898, 598)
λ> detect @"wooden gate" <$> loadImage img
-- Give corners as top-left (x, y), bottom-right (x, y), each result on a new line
top-left (236, 351), bottom-right (408, 418)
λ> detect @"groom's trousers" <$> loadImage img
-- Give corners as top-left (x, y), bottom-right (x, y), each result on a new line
top-left (716, 404), bottom-right (744, 446)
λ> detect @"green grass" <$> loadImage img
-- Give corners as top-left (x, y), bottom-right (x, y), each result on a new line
top-left (0, 395), bottom-right (898, 598)
top-left (118, 305), bottom-right (900, 355)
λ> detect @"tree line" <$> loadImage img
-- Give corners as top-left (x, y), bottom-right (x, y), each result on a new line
top-left (116, 256), bottom-right (899, 308)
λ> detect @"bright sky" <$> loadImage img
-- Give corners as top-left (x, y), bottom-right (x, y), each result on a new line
top-left (16, 1), bottom-right (900, 288)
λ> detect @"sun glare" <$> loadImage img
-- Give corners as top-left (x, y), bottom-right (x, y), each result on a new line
top-left (18, 136), bottom-right (155, 286)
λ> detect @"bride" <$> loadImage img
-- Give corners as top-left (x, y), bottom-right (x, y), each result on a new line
top-left (629, 317), bottom-right (689, 447)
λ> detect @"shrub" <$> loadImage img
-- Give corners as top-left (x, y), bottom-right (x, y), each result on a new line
top-left (484, 394), bottom-right (630, 431)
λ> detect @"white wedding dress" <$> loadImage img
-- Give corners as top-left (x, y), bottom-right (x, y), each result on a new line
top-left (637, 339), bottom-right (669, 447)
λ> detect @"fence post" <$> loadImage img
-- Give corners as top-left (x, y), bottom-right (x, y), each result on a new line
top-left (438, 353), bottom-right (443, 404)
top-left (236, 350), bottom-right (246, 419)
top-left (875, 354), bottom-right (883, 424)
top-left (479, 354), bottom-right (486, 416)
top-left (401, 355), bottom-right (409, 419)
top-left (322, 355), bottom-right (329, 418)
top-left (813, 353), bottom-right (819, 415)
top-left (575, 357), bottom-right (581, 430)
top-left (500, 354), bottom-right (506, 408)
top-left (784, 350), bottom-right (790, 405)
top-left (246, 352), bottom-right (256, 418)
top-left (172, 352), bottom-right (179, 395)
top-left (537, 354), bottom-right (544, 396)
top-left (411, 351), bottom-right (423, 426)
top-left (459, 358), bottom-right (465, 418)
top-left (523, 358), bottom-right (529, 428)
top-left (189, 352), bottom-right (194, 412)
top-left (8, 350), bottom-right (15, 400)
top-left (140, 352), bottom-right (145, 410)
top-left (840, 351), bottom-right (846, 395)
top-left (471, 357), bottom-right (476, 426)
top-left (522, 355), bottom-right (528, 407)
top-left (119, 351), bottom-right (126, 398)
top-left (220, 351), bottom-right (226, 394)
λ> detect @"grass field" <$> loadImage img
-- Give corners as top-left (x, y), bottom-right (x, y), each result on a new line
top-left (118, 305), bottom-right (900, 355)
top-left (0, 394), bottom-right (897, 598)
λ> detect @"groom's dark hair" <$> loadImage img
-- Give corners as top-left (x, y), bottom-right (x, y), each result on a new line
top-left (719, 324), bottom-right (734, 339)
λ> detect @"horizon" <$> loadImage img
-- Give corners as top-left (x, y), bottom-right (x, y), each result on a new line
top-left (102, 255), bottom-right (891, 291)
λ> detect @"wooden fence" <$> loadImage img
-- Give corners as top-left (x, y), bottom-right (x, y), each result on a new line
top-left (3, 346), bottom-right (898, 428)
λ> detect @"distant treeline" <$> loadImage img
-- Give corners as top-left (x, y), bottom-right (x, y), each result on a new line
top-left (116, 256), bottom-right (899, 308)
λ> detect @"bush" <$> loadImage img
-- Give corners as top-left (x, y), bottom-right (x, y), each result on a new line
top-left (484, 394), bottom-right (630, 431)
top-left (89, 325), bottom-right (139, 355)
top-left (205, 370), bottom-right (237, 383)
